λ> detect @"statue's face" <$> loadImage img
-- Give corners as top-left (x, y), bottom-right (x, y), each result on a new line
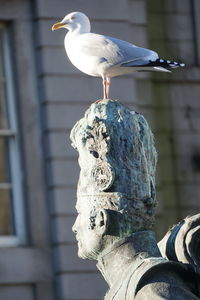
top-left (72, 197), bottom-right (103, 260)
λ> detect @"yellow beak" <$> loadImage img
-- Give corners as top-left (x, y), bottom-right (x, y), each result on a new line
top-left (52, 22), bottom-right (65, 31)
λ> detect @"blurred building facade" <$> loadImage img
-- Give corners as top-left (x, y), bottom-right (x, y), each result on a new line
top-left (0, 0), bottom-right (199, 299)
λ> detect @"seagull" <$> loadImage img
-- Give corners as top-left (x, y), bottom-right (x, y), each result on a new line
top-left (52, 12), bottom-right (185, 100)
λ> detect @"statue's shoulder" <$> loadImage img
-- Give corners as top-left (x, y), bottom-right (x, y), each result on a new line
top-left (128, 256), bottom-right (200, 300)
top-left (104, 256), bottom-right (199, 300)
top-left (130, 257), bottom-right (200, 300)
top-left (131, 257), bottom-right (199, 300)
top-left (131, 213), bottom-right (200, 299)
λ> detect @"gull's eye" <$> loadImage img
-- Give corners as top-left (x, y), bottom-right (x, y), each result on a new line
top-left (71, 16), bottom-right (75, 21)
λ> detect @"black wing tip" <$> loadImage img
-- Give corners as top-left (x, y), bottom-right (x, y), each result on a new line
top-left (149, 58), bottom-right (185, 68)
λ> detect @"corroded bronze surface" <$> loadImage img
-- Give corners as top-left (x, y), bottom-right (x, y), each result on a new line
top-left (70, 100), bottom-right (200, 299)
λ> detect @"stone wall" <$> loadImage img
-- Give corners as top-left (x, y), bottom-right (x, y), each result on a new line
top-left (146, 0), bottom-right (200, 238)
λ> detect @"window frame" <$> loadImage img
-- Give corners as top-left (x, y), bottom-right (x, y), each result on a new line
top-left (0, 23), bottom-right (26, 246)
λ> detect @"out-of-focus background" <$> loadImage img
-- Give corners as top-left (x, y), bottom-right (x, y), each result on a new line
top-left (0, 0), bottom-right (199, 299)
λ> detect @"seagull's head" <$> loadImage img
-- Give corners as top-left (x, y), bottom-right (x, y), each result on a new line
top-left (52, 12), bottom-right (91, 33)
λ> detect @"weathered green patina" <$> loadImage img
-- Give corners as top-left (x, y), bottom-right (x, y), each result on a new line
top-left (70, 99), bottom-right (200, 299)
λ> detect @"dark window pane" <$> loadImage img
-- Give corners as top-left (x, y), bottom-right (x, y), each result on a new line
top-left (0, 188), bottom-right (14, 235)
top-left (0, 25), bottom-right (23, 240)
top-left (0, 137), bottom-right (11, 182)
top-left (0, 86), bottom-right (9, 129)
top-left (0, 29), bottom-right (9, 129)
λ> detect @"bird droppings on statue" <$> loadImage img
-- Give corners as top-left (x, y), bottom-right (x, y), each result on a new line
top-left (52, 11), bottom-right (185, 100)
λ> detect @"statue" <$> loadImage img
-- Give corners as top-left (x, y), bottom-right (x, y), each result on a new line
top-left (70, 99), bottom-right (200, 299)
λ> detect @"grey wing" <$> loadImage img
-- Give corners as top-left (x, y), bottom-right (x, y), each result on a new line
top-left (79, 33), bottom-right (158, 66)
top-left (106, 36), bottom-right (159, 66)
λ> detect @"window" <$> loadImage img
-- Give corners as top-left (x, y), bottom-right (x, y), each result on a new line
top-left (0, 24), bottom-right (25, 246)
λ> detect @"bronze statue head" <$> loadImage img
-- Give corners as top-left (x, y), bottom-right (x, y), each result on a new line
top-left (71, 100), bottom-right (157, 259)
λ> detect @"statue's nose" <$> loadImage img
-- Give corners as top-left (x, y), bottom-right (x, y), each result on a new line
top-left (72, 225), bottom-right (77, 233)
top-left (72, 217), bottom-right (78, 233)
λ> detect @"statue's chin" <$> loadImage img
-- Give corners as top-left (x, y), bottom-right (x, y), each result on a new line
top-left (77, 245), bottom-right (99, 260)
top-left (77, 248), bottom-right (87, 259)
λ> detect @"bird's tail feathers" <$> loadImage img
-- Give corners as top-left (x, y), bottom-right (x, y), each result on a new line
top-left (153, 66), bottom-right (171, 72)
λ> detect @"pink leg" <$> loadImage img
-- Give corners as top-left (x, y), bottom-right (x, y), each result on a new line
top-left (106, 78), bottom-right (111, 99)
top-left (103, 79), bottom-right (107, 99)
top-left (102, 78), bottom-right (111, 99)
